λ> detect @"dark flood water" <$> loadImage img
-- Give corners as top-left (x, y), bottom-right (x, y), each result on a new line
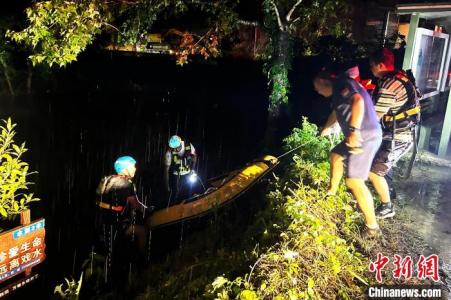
top-left (0, 54), bottom-right (277, 297)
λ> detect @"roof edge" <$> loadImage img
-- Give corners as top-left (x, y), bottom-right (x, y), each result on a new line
top-left (396, 2), bottom-right (451, 13)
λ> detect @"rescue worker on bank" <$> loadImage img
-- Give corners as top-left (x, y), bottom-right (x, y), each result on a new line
top-left (368, 48), bottom-right (421, 219)
top-left (314, 70), bottom-right (383, 238)
top-left (164, 135), bottom-right (198, 205)
top-left (323, 65), bottom-right (377, 137)
top-left (95, 156), bottom-right (152, 281)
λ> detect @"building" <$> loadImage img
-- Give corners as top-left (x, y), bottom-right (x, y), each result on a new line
top-left (362, 2), bottom-right (451, 158)
top-left (397, 3), bottom-right (451, 158)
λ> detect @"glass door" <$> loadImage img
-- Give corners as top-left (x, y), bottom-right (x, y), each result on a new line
top-left (441, 37), bottom-right (451, 91)
top-left (411, 28), bottom-right (449, 98)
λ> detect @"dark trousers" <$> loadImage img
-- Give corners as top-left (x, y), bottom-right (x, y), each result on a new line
top-left (168, 173), bottom-right (202, 206)
top-left (95, 210), bottom-right (146, 284)
top-left (384, 170), bottom-right (397, 200)
top-left (168, 173), bottom-right (189, 206)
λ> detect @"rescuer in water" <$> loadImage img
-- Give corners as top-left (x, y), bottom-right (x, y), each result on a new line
top-left (95, 156), bottom-right (152, 282)
top-left (164, 135), bottom-right (198, 205)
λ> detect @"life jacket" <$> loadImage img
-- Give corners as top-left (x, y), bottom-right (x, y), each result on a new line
top-left (376, 70), bottom-right (422, 133)
top-left (96, 175), bottom-right (135, 212)
top-left (170, 141), bottom-right (194, 175)
top-left (358, 78), bottom-right (376, 91)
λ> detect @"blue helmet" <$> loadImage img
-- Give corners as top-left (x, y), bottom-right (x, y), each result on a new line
top-left (169, 135), bottom-right (182, 149)
top-left (114, 156), bottom-right (136, 174)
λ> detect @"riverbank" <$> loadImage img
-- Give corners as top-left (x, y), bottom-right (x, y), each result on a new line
top-left (80, 119), bottom-right (449, 299)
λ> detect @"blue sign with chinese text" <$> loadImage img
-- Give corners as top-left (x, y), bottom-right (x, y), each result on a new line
top-left (12, 220), bottom-right (45, 240)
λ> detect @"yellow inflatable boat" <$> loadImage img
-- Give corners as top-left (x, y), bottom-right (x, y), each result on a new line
top-left (147, 155), bottom-right (278, 229)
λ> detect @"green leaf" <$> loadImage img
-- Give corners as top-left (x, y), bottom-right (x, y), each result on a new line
top-left (6, 118), bottom-right (12, 131)
top-left (12, 144), bottom-right (21, 154)
top-left (307, 277), bottom-right (314, 289)
top-left (239, 290), bottom-right (258, 300)
top-left (211, 276), bottom-right (229, 290)
top-left (0, 206), bottom-right (7, 217)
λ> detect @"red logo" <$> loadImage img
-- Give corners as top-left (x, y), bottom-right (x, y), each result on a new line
top-left (369, 254), bottom-right (440, 283)
top-left (417, 254), bottom-right (439, 282)
top-left (392, 255), bottom-right (413, 280)
top-left (369, 253), bottom-right (390, 283)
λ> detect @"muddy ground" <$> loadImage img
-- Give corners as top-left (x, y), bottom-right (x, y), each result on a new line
top-left (360, 151), bottom-right (451, 298)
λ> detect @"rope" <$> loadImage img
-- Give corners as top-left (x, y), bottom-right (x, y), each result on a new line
top-left (276, 139), bottom-right (315, 160)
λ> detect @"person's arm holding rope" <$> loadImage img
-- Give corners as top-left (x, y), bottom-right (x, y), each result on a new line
top-left (320, 111), bottom-right (337, 136)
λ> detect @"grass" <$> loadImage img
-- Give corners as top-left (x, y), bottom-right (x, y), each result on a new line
top-left (82, 118), bottom-right (447, 299)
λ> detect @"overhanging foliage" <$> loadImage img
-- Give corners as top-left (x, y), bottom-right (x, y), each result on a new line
top-left (6, 0), bottom-right (104, 67)
top-left (6, 0), bottom-right (240, 67)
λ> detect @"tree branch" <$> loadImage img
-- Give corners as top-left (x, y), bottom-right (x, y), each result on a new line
top-left (103, 22), bottom-right (121, 33)
top-left (193, 28), bottom-right (212, 47)
top-left (291, 17), bottom-right (301, 24)
top-left (247, 255), bottom-right (265, 284)
top-left (270, 1), bottom-right (285, 31)
top-left (0, 56), bottom-right (15, 97)
top-left (286, 0), bottom-right (303, 22)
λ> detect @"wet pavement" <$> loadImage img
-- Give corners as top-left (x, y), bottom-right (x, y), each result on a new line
top-left (395, 159), bottom-right (451, 291)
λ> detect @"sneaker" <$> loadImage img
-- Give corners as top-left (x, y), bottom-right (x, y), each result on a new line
top-left (375, 202), bottom-right (395, 219)
top-left (361, 225), bottom-right (383, 239)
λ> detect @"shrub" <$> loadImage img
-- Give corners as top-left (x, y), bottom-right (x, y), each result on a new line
top-left (207, 118), bottom-right (368, 299)
top-left (0, 118), bottom-right (39, 224)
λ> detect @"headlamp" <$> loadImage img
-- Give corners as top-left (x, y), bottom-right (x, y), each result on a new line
top-left (189, 172), bottom-right (198, 184)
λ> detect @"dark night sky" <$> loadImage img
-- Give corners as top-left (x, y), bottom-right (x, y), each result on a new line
top-left (1, 0), bottom-right (265, 21)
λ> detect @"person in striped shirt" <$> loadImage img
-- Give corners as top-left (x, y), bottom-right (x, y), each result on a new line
top-left (368, 48), bottom-right (420, 219)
